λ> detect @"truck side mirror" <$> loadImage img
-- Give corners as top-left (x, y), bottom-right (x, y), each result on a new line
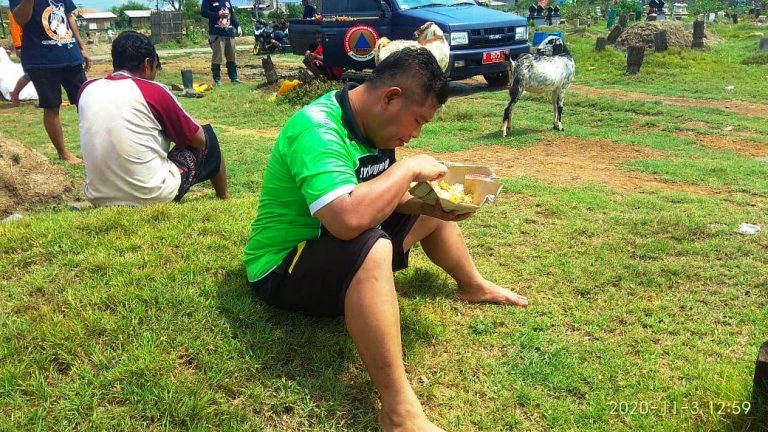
top-left (380, 1), bottom-right (392, 18)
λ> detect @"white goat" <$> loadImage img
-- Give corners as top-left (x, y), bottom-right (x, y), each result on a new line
top-left (501, 36), bottom-right (575, 136)
top-left (374, 22), bottom-right (450, 72)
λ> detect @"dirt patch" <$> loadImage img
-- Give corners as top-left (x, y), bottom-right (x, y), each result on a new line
top-left (401, 137), bottom-right (717, 195)
top-left (570, 85), bottom-right (768, 120)
top-left (616, 21), bottom-right (723, 51)
top-left (215, 125), bottom-right (281, 139)
top-left (676, 131), bottom-right (768, 157)
top-left (0, 135), bottom-right (72, 217)
top-left (89, 54), bottom-right (304, 86)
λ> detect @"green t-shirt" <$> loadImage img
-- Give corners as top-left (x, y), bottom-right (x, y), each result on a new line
top-left (243, 86), bottom-right (395, 282)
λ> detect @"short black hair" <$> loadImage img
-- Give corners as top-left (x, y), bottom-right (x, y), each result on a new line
top-left (367, 47), bottom-right (449, 106)
top-left (112, 31), bottom-right (160, 73)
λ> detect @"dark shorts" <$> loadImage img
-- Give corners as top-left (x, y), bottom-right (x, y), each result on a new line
top-left (251, 212), bottom-right (420, 317)
top-left (26, 66), bottom-right (86, 109)
top-left (168, 124), bottom-right (222, 202)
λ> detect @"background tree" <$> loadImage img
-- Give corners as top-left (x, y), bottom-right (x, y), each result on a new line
top-left (111, 0), bottom-right (151, 29)
top-left (688, 0), bottom-right (728, 15)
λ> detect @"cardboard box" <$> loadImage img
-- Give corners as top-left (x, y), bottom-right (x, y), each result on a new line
top-left (408, 164), bottom-right (502, 214)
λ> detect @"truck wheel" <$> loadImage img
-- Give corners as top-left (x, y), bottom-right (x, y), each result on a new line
top-left (484, 70), bottom-right (511, 88)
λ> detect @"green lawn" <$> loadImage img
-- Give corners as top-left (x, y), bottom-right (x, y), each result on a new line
top-left (1, 22), bottom-right (767, 431)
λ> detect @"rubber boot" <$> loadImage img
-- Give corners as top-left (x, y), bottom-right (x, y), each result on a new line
top-left (181, 69), bottom-right (195, 95)
top-left (226, 61), bottom-right (241, 83)
top-left (211, 63), bottom-right (222, 86)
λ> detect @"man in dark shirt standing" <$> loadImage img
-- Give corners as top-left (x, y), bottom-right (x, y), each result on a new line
top-left (301, 0), bottom-right (317, 19)
top-left (9, 0), bottom-right (91, 164)
top-left (201, 0), bottom-right (242, 85)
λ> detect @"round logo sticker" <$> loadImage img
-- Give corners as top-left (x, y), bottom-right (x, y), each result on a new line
top-left (343, 25), bottom-right (379, 62)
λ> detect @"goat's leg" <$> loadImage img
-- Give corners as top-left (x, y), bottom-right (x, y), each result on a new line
top-left (553, 90), bottom-right (564, 131)
top-left (501, 78), bottom-right (524, 137)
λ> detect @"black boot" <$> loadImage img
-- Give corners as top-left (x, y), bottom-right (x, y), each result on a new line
top-left (226, 61), bottom-right (241, 83)
top-left (211, 63), bottom-right (222, 86)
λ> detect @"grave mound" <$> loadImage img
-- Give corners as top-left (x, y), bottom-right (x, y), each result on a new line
top-left (616, 21), bottom-right (723, 51)
top-left (0, 135), bottom-right (72, 217)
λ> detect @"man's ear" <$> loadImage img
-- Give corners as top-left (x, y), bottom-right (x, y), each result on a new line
top-left (382, 87), bottom-right (403, 106)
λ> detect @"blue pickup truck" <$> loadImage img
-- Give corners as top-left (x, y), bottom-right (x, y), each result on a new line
top-left (288, 0), bottom-right (530, 87)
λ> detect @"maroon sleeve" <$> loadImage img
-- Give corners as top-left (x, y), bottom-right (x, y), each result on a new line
top-left (133, 78), bottom-right (201, 146)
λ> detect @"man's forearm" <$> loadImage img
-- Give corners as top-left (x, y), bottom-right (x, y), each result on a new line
top-left (67, 14), bottom-right (85, 49)
top-left (12, 0), bottom-right (35, 26)
top-left (395, 193), bottom-right (424, 216)
top-left (346, 162), bottom-right (420, 226)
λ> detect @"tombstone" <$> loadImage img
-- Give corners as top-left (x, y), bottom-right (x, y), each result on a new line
top-left (627, 45), bottom-right (645, 74)
top-left (595, 36), bottom-right (608, 51)
top-left (759, 15), bottom-right (767, 23)
top-left (656, 0), bottom-right (667, 20)
top-left (708, 12), bottom-right (716, 21)
top-left (607, 25), bottom-right (624, 43)
top-left (752, 342), bottom-right (768, 407)
top-left (761, 38), bottom-right (768, 52)
top-left (607, 8), bottom-right (618, 28)
top-left (262, 55), bottom-right (278, 85)
top-left (528, 5), bottom-right (537, 19)
top-left (546, 6), bottom-right (554, 25)
top-left (692, 20), bottom-right (705, 48)
top-left (619, 13), bottom-right (628, 27)
top-left (530, 5), bottom-right (547, 27)
top-left (648, 0), bottom-right (660, 19)
top-left (732, 13), bottom-right (738, 24)
top-left (654, 30), bottom-right (668, 51)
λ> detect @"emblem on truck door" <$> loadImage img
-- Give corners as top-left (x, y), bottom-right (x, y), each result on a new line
top-left (344, 25), bottom-right (379, 61)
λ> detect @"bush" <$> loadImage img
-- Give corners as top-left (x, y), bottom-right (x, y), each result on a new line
top-left (275, 79), bottom-right (342, 106)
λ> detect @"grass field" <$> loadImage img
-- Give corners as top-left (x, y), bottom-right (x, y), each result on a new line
top-left (1, 21), bottom-right (767, 431)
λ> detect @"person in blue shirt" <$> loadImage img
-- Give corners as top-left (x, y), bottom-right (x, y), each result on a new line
top-left (302, 0), bottom-right (317, 19)
top-left (9, 0), bottom-right (91, 164)
top-left (201, 0), bottom-right (242, 85)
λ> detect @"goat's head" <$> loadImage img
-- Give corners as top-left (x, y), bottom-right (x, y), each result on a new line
top-left (414, 22), bottom-right (445, 44)
top-left (536, 35), bottom-right (566, 56)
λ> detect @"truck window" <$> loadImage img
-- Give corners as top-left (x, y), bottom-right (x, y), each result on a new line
top-left (323, 0), bottom-right (382, 14)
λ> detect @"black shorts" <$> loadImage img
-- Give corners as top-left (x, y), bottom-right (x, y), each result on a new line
top-left (251, 212), bottom-right (420, 317)
top-left (167, 124), bottom-right (222, 201)
top-left (26, 65), bottom-right (86, 109)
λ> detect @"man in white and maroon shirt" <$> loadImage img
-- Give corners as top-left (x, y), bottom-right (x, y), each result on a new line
top-left (78, 31), bottom-right (230, 207)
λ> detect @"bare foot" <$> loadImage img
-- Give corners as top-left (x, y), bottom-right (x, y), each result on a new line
top-left (458, 279), bottom-right (528, 307)
top-left (378, 406), bottom-right (445, 432)
top-left (60, 153), bottom-right (83, 165)
top-left (10, 91), bottom-right (20, 107)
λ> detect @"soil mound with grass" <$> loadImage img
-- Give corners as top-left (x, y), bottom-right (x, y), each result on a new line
top-left (0, 135), bottom-right (72, 216)
top-left (616, 21), bottom-right (723, 51)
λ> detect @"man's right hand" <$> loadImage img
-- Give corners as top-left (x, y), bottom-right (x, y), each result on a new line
top-left (405, 154), bottom-right (447, 183)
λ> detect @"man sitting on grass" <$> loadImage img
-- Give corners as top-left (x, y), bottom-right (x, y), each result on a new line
top-left (78, 31), bottom-right (230, 207)
top-left (244, 48), bottom-right (527, 431)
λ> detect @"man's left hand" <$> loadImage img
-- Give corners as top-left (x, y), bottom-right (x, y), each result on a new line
top-left (236, 26), bottom-right (243, 37)
top-left (420, 202), bottom-right (474, 222)
top-left (81, 49), bottom-right (92, 72)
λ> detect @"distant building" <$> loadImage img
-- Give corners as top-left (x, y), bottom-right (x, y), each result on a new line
top-left (124, 10), bottom-right (151, 29)
top-left (78, 11), bottom-right (117, 31)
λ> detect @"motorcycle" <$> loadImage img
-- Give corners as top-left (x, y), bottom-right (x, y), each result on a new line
top-left (253, 19), bottom-right (290, 55)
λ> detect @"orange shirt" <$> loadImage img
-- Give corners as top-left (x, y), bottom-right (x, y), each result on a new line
top-left (9, 12), bottom-right (23, 50)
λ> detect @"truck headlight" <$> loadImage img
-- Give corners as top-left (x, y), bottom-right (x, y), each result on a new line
top-left (449, 32), bottom-right (469, 46)
top-left (515, 26), bottom-right (528, 41)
